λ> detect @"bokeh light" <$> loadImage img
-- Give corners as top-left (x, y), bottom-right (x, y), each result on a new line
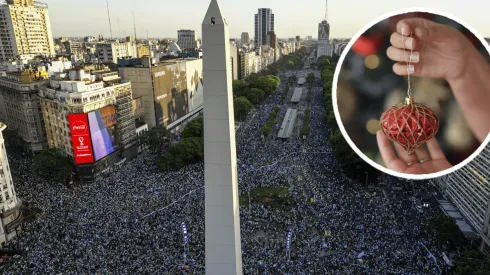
top-left (364, 55), bottom-right (380, 69)
top-left (366, 119), bottom-right (380, 134)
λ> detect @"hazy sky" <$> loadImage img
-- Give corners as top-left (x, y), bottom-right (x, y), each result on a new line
top-left (43, 0), bottom-right (490, 39)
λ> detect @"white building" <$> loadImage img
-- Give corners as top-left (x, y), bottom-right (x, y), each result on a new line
top-left (432, 145), bottom-right (490, 253)
top-left (317, 20), bottom-right (332, 58)
top-left (96, 42), bottom-right (138, 64)
top-left (177, 30), bottom-right (199, 50)
top-left (0, 123), bottom-right (22, 246)
top-left (254, 8), bottom-right (274, 49)
top-left (0, 0), bottom-right (55, 61)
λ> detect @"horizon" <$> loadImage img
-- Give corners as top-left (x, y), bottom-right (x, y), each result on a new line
top-left (41, 0), bottom-right (490, 39)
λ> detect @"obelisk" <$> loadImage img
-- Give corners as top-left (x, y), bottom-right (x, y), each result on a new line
top-left (202, 1), bottom-right (243, 274)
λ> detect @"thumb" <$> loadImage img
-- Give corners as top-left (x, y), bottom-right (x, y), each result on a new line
top-left (396, 18), bottom-right (446, 42)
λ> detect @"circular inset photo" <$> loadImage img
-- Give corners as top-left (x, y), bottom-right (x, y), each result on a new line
top-left (332, 8), bottom-right (490, 180)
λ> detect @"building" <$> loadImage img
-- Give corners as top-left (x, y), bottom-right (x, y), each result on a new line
top-left (177, 30), bottom-right (199, 51)
top-left (125, 36), bottom-right (135, 43)
top-left (432, 145), bottom-right (490, 253)
top-left (0, 123), bottom-right (22, 246)
top-left (0, 0), bottom-right (55, 61)
top-left (229, 43), bottom-right (238, 80)
top-left (254, 8), bottom-right (274, 49)
top-left (96, 42), bottom-right (138, 64)
top-left (118, 57), bottom-right (204, 131)
top-left (39, 65), bottom-right (137, 181)
top-left (0, 67), bottom-right (49, 152)
top-left (63, 41), bottom-right (84, 55)
top-left (317, 19), bottom-right (331, 58)
top-left (241, 32), bottom-right (250, 45)
top-left (295, 36), bottom-right (302, 50)
top-left (84, 36), bottom-right (97, 43)
top-left (266, 31), bottom-right (277, 49)
top-left (137, 44), bottom-right (150, 58)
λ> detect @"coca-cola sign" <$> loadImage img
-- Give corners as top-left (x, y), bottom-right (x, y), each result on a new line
top-left (71, 121), bottom-right (88, 135)
top-left (67, 114), bottom-right (94, 164)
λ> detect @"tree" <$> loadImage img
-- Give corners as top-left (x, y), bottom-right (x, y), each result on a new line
top-left (249, 76), bottom-right (278, 97)
top-left (246, 88), bottom-right (265, 105)
top-left (233, 97), bottom-right (253, 121)
top-left (428, 215), bottom-right (466, 249)
top-left (140, 124), bottom-right (172, 153)
top-left (181, 116), bottom-right (203, 139)
top-left (158, 137), bottom-right (204, 171)
top-left (233, 80), bottom-right (248, 97)
top-left (454, 250), bottom-right (490, 275)
top-left (33, 148), bottom-right (74, 183)
top-left (306, 72), bottom-right (315, 84)
top-left (288, 75), bottom-right (297, 85)
top-left (286, 60), bottom-right (295, 69)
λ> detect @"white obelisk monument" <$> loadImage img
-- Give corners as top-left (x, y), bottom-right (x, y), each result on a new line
top-left (202, 1), bottom-right (243, 274)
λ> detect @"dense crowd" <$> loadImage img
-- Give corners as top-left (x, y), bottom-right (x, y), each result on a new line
top-left (2, 54), bottom-right (449, 274)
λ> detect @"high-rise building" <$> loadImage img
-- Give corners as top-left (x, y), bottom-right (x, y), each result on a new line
top-left (317, 20), bottom-right (331, 58)
top-left (0, 0), bottom-right (55, 61)
top-left (254, 8), bottom-right (274, 49)
top-left (241, 32), bottom-right (250, 45)
top-left (0, 122), bottom-right (22, 245)
top-left (295, 35), bottom-right (302, 50)
top-left (95, 42), bottom-right (138, 64)
top-left (118, 57), bottom-right (204, 131)
top-left (0, 67), bottom-right (49, 152)
top-left (177, 30), bottom-right (199, 51)
top-left (39, 65), bottom-right (137, 181)
top-left (432, 145), bottom-right (490, 253)
top-left (266, 31), bottom-right (277, 49)
top-left (229, 43), bottom-right (238, 81)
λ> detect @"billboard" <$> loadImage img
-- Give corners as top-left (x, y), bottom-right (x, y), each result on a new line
top-left (153, 59), bottom-right (204, 127)
top-left (88, 105), bottom-right (117, 161)
top-left (185, 59), bottom-right (204, 114)
top-left (132, 97), bottom-right (144, 118)
top-left (68, 113), bottom-right (94, 164)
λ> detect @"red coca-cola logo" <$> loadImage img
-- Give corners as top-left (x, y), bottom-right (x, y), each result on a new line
top-left (71, 121), bottom-right (88, 135)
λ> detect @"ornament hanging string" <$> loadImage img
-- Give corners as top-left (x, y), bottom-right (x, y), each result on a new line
top-left (402, 29), bottom-right (414, 99)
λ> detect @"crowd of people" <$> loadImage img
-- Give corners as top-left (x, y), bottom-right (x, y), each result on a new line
top-left (2, 55), bottom-right (450, 274)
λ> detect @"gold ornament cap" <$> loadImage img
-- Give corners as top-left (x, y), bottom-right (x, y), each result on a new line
top-left (405, 96), bottom-right (414, 105)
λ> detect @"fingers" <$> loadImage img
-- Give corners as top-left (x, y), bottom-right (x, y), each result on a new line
top-left (414, 145), bottom-right (430, 162)
top-left (393, 142), bottom-right (419, 165)
top-left (386, 46), bottom-right (420, 63)
top-left (393, 62), bottom-right (425, 76)
top-left (377, 131), bottom-right (407, 172)
top-left (396, 18), bottom-right (447, 42)
top-left (390, 32), bottom-right (417, 50)
top-left (426, 137), bottom-right (446, 160)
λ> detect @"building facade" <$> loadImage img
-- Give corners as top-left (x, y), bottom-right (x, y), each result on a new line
top-left (0, 68), bottom-right (48, 152)
top-left (0, 123), bottom-right (22, 246)
top-left (432, 145), bottom-right (490, 253)
top-left (0, 0), bottom-right (55, 61)
top-left (317, 20), bottom-right (331, 58)
top-left (63, 41), bottom-right (83, 55)
top-left (177, 30), bottom-right (199, 51)
top-left (39, 67), bottom-right (137, 181)
top-left (241, 32), bottom-right (250, 45)
top-left (96, 42), bottom-right (138, 64)
top-left (254, 8), bottom-right (274, 49)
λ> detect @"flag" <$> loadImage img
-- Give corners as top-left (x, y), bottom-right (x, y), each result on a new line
top-left (324, 230), bottom-right (330, 236)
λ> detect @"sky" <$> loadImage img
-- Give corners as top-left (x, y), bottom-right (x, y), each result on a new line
top-left (42, 0), bottom-right (490, 39)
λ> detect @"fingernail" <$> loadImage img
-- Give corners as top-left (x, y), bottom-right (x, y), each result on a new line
top-left (407, 65), bottom-right (414, 73)
top-left (405, 38), bottom-right (413, 49)
top-left (410, 52), bottom-right (419, 62)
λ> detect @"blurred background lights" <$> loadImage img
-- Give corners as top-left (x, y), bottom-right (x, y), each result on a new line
top-left (364, 55), bottom-right (380, 69)
top-left (366, 119), bottom-right (380, 134)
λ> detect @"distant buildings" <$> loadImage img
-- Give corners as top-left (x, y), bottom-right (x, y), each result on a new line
top-left (96, 42), bottom-right (138, 63)
top-left (39, 65), bottom-right (137, 181)
top-left (241, 32), bottom-right (250, 45)
top-left (432, 145), bottom-right (490, 253)
top-left (0, 0), bottom-right (55, 61)
top-left (254, 8), bottom-right (274, 49)
top-left (295, 36), bottom-right (302, 50)
top-left (177, 30), bottom-right (200, 51)
top-left (0, 67), bottom-right (49, 152)
top-left (0, 122), bottom-right (22, 245)
top-left (63, 41), bottom-right (84, 55)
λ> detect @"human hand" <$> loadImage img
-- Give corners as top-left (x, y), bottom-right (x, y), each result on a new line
top-left (387, 18), bottom-right (474, 81)
top-left (376, 130), bottom-right (452, 174)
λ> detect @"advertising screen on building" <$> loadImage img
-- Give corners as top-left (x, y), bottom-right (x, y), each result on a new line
top-left (132, 97), bottom-right (144, 118)
top-left (68, 113), bottom-right (94, 164)
top-left (153, 59), bottom-right (203, 127)
top-left (88, 105), bottom-right (118, 161)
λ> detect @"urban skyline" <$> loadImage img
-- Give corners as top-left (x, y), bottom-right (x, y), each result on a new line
top-left (42, 0), bottom-right (490, 39)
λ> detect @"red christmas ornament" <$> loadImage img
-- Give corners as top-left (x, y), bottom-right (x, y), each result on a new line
top-left (380, 96), bottom-right (439, 154)
top-left (352, 34), bottom-right (384, 57)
